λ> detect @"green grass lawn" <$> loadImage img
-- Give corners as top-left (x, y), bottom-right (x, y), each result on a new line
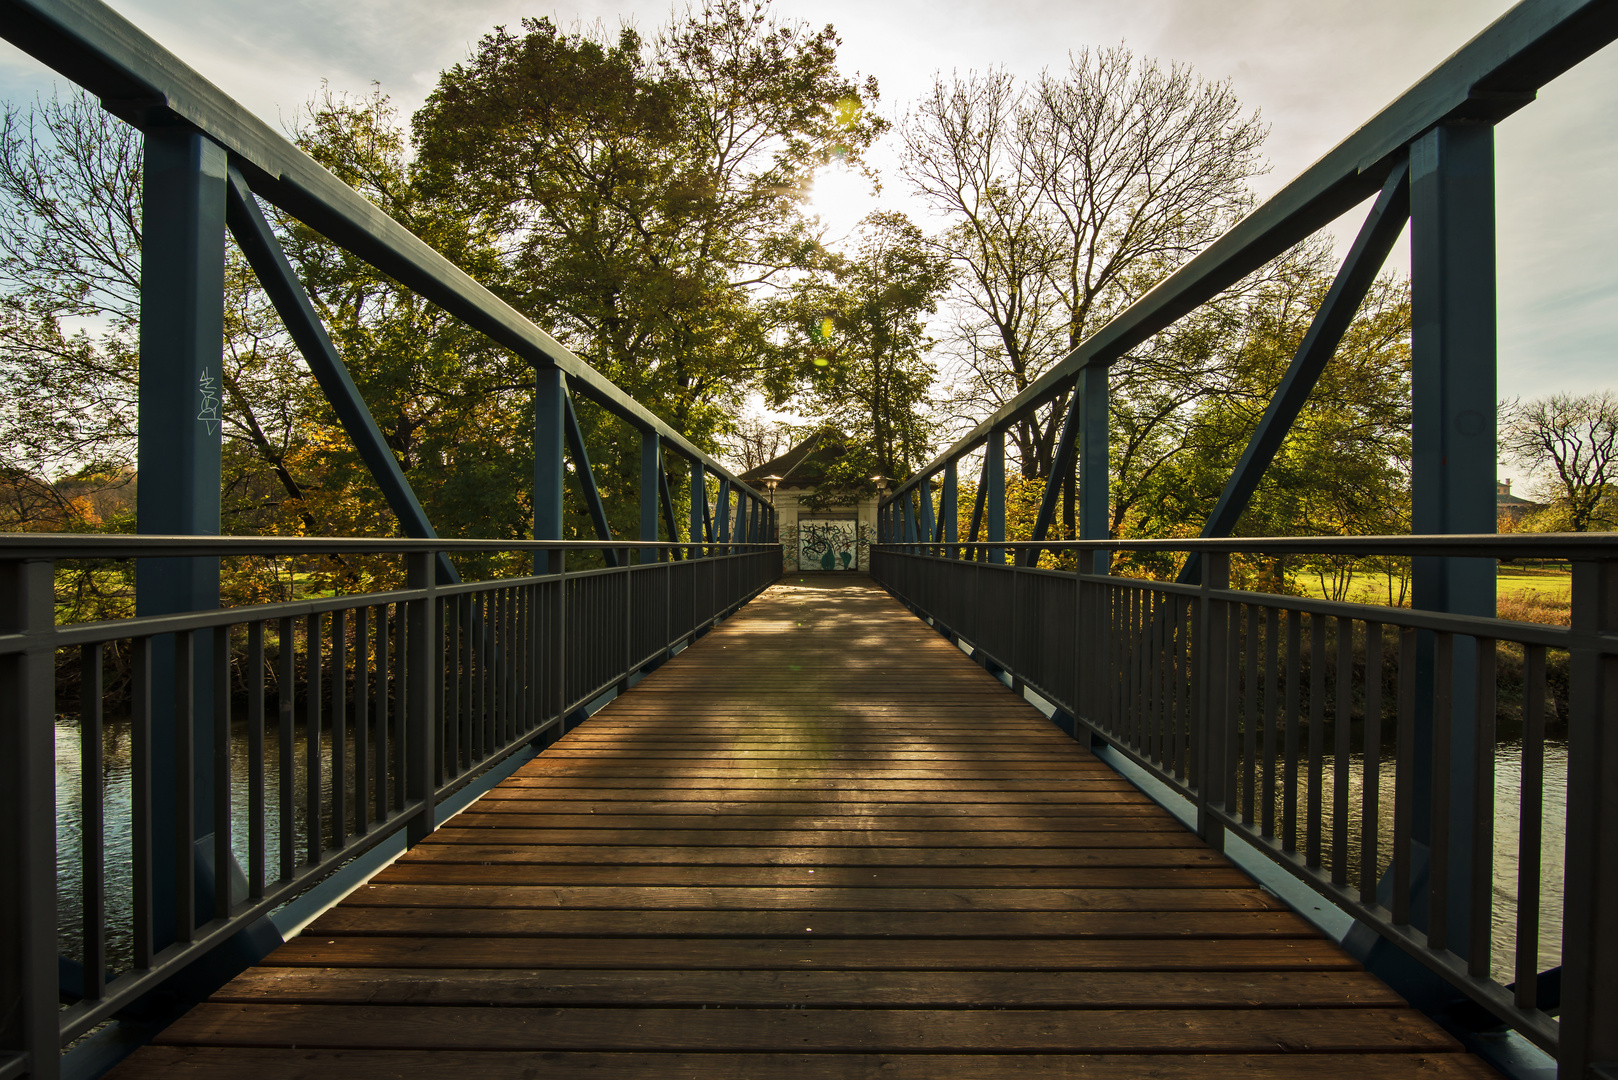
top-left (1293, 566), bottom-right (1571, 608)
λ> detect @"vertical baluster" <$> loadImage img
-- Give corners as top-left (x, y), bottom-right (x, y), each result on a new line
top-left (353, 606), bottom-right (370, 836)
top-left (1177, 595), bottom-right (1189, 776)
top-left (1284, 611), bottom-right (1305, 854)
top-left (1333, 617), bottom-right (1353, 887)
top-left (247, 623), bottom-right (265, 897)
top-left (174, 629), bottom-right (195, 943)
top-left (1361, 622), bottom-right (1383, 905)
top-left (1514, 644), bottom-right (1546, 1010)
top-left (1468, 637), bottom-right (1497, 977)
top-left (1244, 605), bottom-right (1259, 827)
top-left (212, 625), bottom-right (232, 919)
top-left (393, 602), bottom-right (406, 812)
top-left (80, 643), bottom-right (105, 999)
top-left (277, 616), bottom-right (295, 882)
top-left (331, 609), bottom-right (347, 853)
top-left (460, 594), bottom-right (474, 769)
top-left (1224, 604), bottom-right (1242, 816)
top-left (1429, 631), bottom-right (1455, 952)
top-left (1303, 613), bottom-right (1322, 862)
top-left (131, 637), bottom-right (153, 969)
top-left (1393, 628), bottom-right (1416, 926)
top-left (1147, 591), bottom-right (1162, 764)
top-left (374, 606), bottom-right (389, 823)
top-left (305, 612), bottom-right (322, 866)
top-left (1263, 607), bottom-right (1280, 839)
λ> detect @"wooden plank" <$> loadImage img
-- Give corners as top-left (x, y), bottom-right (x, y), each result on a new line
top-left (260, 937), bottom-right (1361, 971)
top-left (212, 967), bottom-right (1404, 1007)
top-left (331, 885), bottom-right (1291, 912)
top-left (302, 908), bottom-right (1319, 939)
top-left (105, 1048), bottom-right (1508, 1079)
top-left (394, 844), bottom-right (1224, 868)
top-left (154, 1004), bottom-right (1457, 1052)
top-left (371, 864), bottom-right (1258, 888)
top-left (442, 812), bottom-right (1193, 831)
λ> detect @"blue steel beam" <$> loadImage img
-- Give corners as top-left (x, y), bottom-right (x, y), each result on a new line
top-left (641, 431), bottom-right (661, 562)
top-left (560, 386), bottom-right (620, 568)
top-left (966, 458), bottom-right (989, 552)
top-left (986, 429), bottom-right (1007, 565)
top-left (1177, 161), bottom-right (1412, 585)
top-left (715, 479), bottom-right (732, 546)
top-left (1078, 365), bottom-right (1109, 574)
top-left (942, 462), bottom-right (959, 558)
top-left (658, 466), bottom-right (684, 560)
top-left (1408, 122), bottom-right (1498, 959)
top-left (136, 128), bottom-right (225, 953)
top-left (224, 168), bottom-right (459, 585)
top-left (533, 368), bottom-right (565, 571)
top-left (1023, 387), bottom-right (1083, 567)
top-left (690, 460), bottom-right (706, 554)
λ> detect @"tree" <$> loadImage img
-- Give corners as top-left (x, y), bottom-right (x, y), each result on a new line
top-left (411, 1), bottom-right (884, 446)
top-left (901, 47), bottom-right (1267, 479)
top-left (774, 212), bottom-right (951, 506)
top-left (1500, 392), bottom-right (1618, 532)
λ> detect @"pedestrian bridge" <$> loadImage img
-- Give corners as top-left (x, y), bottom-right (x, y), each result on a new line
top-left (104, 576), bottom-right (1493, 1079)
top-left (2, 0), bottom-right (1616, 1078)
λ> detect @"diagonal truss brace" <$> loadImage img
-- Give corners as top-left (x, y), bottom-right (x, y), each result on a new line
top-left (658, 466), bottom-right (684, 560)
top-left (1022, 387), bottom-right (1083, 567)
top-left (1179, 160), bottom-right (1412, 584)
top-left (223, 167), bottom-right (460, 585)
top-left (559, 384), bottom-right (621, 568)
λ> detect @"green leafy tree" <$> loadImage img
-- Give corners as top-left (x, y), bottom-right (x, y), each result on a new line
top-left (411, 1), bottom-right (883, 442)
top-left (774, 212), bottom-right (951, 508)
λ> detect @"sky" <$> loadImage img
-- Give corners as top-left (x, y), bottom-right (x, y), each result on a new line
top-left (1, 0), bottom-right (1614, 411)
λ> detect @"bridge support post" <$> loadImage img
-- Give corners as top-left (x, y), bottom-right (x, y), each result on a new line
top-left (919, 473), bottom-right (936, 556)
top-left (1408, 122), bottom-right (1496, 960)
top-left (641, 431), bottom-right (662, 562)
top-left (534, 367), bottom-right (565, 568)
top-left (137, 128), bottom-right (227, 950)
top-left (690, 460), bottom-right (705, 559)
top-left (1078, 365), bottom-right (1109, 575)
top-left (0, 559), bottom-right (59, 1080)
top-left (986, 428), bottom-right (1006, 565)
top-left (942, 461), bottom-right (958, 559)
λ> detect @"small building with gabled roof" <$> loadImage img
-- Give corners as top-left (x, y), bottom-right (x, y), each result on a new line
top-left (738, 429), bottom-right (890, 572)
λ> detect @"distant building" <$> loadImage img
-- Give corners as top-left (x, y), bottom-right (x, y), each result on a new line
top-left (1497, 479), bottom-right (1538, 524)
top-left (739, 430), bottom-right (888, 572)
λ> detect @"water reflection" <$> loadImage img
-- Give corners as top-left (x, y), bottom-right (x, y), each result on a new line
top-left (54, 712), bottom-right (379, 977)
top-left (1231, 741), bottom-right (1567, 985)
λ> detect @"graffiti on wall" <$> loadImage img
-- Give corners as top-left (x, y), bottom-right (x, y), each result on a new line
top-left (798, 519), bottom-right (858, 571)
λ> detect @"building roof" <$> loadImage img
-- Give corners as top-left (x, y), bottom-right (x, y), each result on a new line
top-left (739, 429), bottom-right (850, 490)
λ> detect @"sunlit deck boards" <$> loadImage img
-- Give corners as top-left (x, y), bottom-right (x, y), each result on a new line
top-left (108, 575), bottom-right (1496, 1079)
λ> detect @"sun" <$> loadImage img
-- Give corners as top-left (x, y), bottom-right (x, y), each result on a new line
top-left (805, 163), bottom-right (876, 240)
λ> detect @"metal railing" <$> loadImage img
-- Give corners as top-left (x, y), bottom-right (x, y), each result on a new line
top-left (872, 535), bottom-right (1616, 1075)
top-left (0, 534), bottom-right (780, 1077)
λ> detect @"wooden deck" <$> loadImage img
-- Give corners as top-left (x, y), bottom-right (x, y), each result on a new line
top-left (109, 575), bottom-right (1496, 1078)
